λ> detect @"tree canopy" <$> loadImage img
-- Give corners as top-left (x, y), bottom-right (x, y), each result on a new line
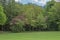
top-left (0, 5), bottom-right (7, 25)
top-left (0, 0), bottom-right (60, 32)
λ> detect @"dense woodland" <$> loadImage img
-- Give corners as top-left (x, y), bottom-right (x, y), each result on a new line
top-left (0, 0), bottom-right (60, 32)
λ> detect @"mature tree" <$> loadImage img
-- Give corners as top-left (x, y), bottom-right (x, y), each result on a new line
top-left (0, 5), bottom-right (7, 25)
top-left (44, 0), bottom-right (56, 30)
top-left (0, 5), bottom-right (7, 31)
top-left (48, 2), bottom-right (60, 30)
top-left (20, 4), bottom-right (47, 31)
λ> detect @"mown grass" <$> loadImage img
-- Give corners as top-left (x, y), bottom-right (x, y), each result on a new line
top-left (0, 31), bottom-right (60, 40)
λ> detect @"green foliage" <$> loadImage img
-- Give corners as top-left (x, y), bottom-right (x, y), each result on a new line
top-left (0, 5), bottom-right (7, 25)
top-left (10, 20), bottom-right (25, 32)
top-left (46, 2), bottom-right (60, 30)
top-left (45, 0), bottom-right (55, 11)
top-left (50, 2), bottom-right (60, 30)
top-left (37, 13), bottom-right (47, 29)
top-left (0, 0), bottom-right (60, 32)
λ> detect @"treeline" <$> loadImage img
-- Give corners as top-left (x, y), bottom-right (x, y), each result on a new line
top-left (0, 0), bottom-right (60, 32)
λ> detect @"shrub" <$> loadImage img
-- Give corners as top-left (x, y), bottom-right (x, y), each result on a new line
top-left (10, 20), bottom-right (25, 32)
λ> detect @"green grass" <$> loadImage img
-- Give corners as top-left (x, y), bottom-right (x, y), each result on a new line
top-left (0, 31), bottom-right (60, 40)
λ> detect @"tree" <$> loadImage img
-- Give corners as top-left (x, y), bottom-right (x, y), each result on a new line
top-left (48, 2), bottom-right (60, 30)
top-left (0, 5), bottom-right (7, 31)
top-left (0, 0), bottom-right (23, 24)
top-left (45, 0), bottom-right (56, 30)
top-left (0, 5), bottom-right (7, 25)
top-left (21, 4), bottom-right (47, 31)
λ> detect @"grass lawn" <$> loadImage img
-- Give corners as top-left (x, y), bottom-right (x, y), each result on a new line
top-left (0, 31), bottom-right (60, 40)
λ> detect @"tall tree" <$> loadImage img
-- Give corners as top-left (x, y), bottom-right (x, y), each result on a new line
top-left (0, 5), bottom-right (7, 25)
top-left (44, 0), bottom-right (56, 30)
top-left (48, 2), bottom-right (60, 30)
